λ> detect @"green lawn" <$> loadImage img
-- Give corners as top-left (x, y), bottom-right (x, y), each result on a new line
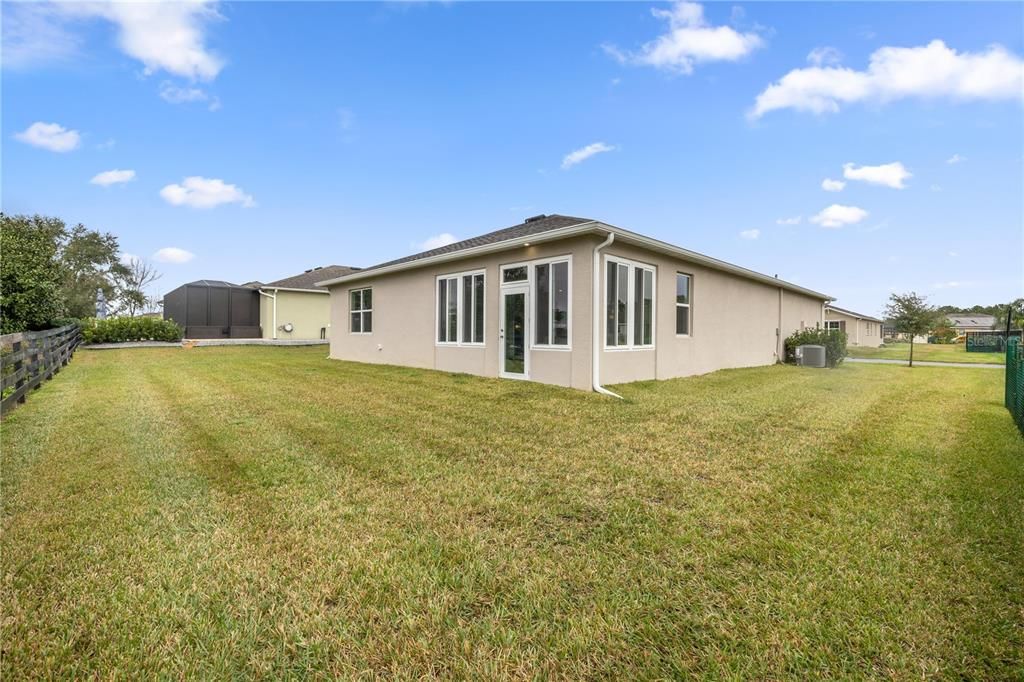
top-left (847, 342), bottom-right (1005, 364)
top-left (2, 347), bottom-right (1022, 678)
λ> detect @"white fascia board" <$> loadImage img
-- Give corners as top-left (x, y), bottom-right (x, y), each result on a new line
top-left (259, 286), bottom-right (329, 294)
top-left (317, 220), bottom-right (833, 301)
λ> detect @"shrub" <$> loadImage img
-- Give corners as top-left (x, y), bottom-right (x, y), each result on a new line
top-left (82, 316), bottom-right (183, 344)
top-left (784, 328), bottom-right (847, 368)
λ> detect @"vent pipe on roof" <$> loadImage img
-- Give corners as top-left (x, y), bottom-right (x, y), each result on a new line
top-left (524, 214), bottom-right (547, 223)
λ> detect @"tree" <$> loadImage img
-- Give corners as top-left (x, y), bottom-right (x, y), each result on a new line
top-left (58, 223), bottom-right (129, 319)
top-left (884, 291), bottom-right (943, 367)
top-left (112, 258), bottom-right (161, 317)
top-left (0, 214), bottom-right (67, 333)
top-left (1, 214), bottom-right (133, 333)
top-left (992, 298), bottom-right (1024, 332)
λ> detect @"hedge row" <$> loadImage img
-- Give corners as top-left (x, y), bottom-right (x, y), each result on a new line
top-left (82, 316), bottom-right (183, 344)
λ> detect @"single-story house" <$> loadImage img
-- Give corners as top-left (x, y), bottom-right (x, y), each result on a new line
top-left (947, 314), bottom-right (996, 338)
top-left (256, 265), bottom-right (360, 340)
top-left (163, 265), bottom-right (359, 340)
top-left (824, 304), bottom-right (884, 347)
top-left (317, 214), bottom-right (832, 393)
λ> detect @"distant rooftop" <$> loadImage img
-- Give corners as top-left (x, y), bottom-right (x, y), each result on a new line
top-left (263, 265), bottom-right (361, 291)
top-left (947, 314), bottom-right (996, 328)
top-left (826, 304), bottom-right (883, 323)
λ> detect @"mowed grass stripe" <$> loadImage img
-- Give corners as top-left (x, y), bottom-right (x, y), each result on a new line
top-left (2, 347), bottom-right (1022, 678)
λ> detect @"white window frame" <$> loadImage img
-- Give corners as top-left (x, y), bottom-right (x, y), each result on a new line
top-left (435, 269), bottom-right (486, 347)
top-left (675, 272), bottom-right (692, 338)
top-left (603, 255), bottom-right (656, 351)
top-left (824, 320), bottom-right (842, 331)
top-left (500, 256), bottom-right (574, 352)
top-left (349, 287), bottom-right (373, 335)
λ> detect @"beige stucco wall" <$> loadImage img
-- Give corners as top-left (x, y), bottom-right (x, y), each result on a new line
top-left (825, 309), bottom-right (883, 347)
top-left (328, 235), bottom-right (827, 390)
top-left (328, 236), bottom-right (598, 390)
top-left (596, 242), bottom-right (825, 385)
top-left (260, 290), bottom-right (331, 340)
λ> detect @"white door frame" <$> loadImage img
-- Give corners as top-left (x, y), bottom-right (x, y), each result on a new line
top-left (499, 285), bottom-right (530, 379)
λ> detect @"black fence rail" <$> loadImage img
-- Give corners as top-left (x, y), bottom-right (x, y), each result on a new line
top-left (1, 324), bottom-right (82, 417)
top-left (1006, 338), bottom-right (1024, 436)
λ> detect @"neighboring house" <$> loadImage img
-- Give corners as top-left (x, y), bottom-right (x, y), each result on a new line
top-left (257, 265), bottom-right (360, 340)
top-left (824, 304), bottom-right (884, 347)
top-left (946, 314), bottom-right (996, 338)
top-left (163, 266), bottom-right (359, 339)
top-left (317, 214), bottom-right (832, 392)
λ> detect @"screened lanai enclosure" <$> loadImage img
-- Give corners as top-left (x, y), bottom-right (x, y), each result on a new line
top-left (163, 280), bottom-right (261, 339)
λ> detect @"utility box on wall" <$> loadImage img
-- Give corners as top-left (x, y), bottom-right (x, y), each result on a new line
top-left (163, 280), bottom-right (261, 339)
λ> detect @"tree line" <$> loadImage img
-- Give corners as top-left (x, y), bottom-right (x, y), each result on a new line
top-left (0, 214), bottom-right (161, 335)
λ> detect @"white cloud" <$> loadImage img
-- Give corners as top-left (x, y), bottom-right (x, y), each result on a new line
top-left (739, 229), bottom-right (760, 240)
top-left (153, 247), bottom-right (195, 264)
top-left (930, 184), bottom-right (942, 192)
top-left (810, 204), bottom-right (868, 228)
top-left (1, 2), bottom-right (81, 69)
top-left (158, 81), bottom-right (219, 111)
top-left (843, 161), bottom-right (911, 189)
top-left (775, 216), bottom-right (801, 225)
top-left (821, 178), bottom-right (846, 192)
top-left (120, 253), bottom-right (141, 266)
top-left (750, 39), bottom-right (1024, 118)
top-left (160, 176), bottom-right (254, 209)
top-left (561, 142), bottom-right (616, 170)
top-left (807, 46), bottom-right (842, 67)
top-left (948, 250), bottom-right (959, 257)
top-left (90, 169), bottom-right (136, 186)
top-left (933, 280), bottom-right (976, 290)
top-left (603, 1), bottom-right (763, 75)
top-left (338, 107), bottom-right (356, 130)
top-left (13, 121), bottom-right (80, 152)
top-left (60, 1), bottom-right (224, 81)
top-left (946, 153), bottom-right (966, 165)
top-left (96, 138), bottom-right (116, 151)
top-left (416, 233), bottom-right (458, 251)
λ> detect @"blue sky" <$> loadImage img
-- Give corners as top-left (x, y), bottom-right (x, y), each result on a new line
top-left (3, 1), bottom-right (1022, 316)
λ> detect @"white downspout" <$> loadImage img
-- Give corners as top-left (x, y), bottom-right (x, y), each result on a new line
top-left (593, 232), bottom-right (622, 399)
top-left (777, 287), bottom-right (784, 361)
top-left (258, 289), bottom-right (277, 339)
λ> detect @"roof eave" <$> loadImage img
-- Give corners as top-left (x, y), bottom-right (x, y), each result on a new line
top-left (260, 285), bottom-right (329, 294)
top-left (826, 304), bottom-right (883, 323)
top-left (317, 220), bottom-right (833, 301)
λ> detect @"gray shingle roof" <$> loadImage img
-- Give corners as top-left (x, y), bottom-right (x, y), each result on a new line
top-left (947, 314), bottom-right (996, 328)
top-left (826, 304), bottom-right (883, 323)
top-left (264, 265), bottom-right (361, 291)
top-left (358, 214), bottom-right (592, 275)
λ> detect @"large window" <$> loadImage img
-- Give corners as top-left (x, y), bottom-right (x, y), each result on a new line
top-left (350, 288), bottom-right (372, 334)
top-left (437, 270), bottom-right (485, 345)
top-left (534, 260), bottom-right (570, 347)
top-left (605, 257), bottom-right (654, 349)
top-left (824, 320), bottom-right (842, 331)
top-left (675, 273), bottom-right (691, 336)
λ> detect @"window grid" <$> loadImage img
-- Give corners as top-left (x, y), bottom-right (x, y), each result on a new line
top-left (437, 270), bottom-right (485, 346)
top-left (675, 273), bottom-right (691, 336)
top-left (605, 257), bottom-right (655, 350)
top-left (349, 287), bottom-right (373, 334)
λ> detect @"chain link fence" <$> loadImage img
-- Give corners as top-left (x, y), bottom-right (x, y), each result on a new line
top-left (1006, 338), bottom-right (1024, 436)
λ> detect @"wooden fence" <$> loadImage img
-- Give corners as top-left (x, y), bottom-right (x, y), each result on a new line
top-left (1, 324), bottom-right (82, 418)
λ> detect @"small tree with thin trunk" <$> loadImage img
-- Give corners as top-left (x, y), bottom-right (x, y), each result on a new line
top-left (884, 291), bottom-right (942, 367)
